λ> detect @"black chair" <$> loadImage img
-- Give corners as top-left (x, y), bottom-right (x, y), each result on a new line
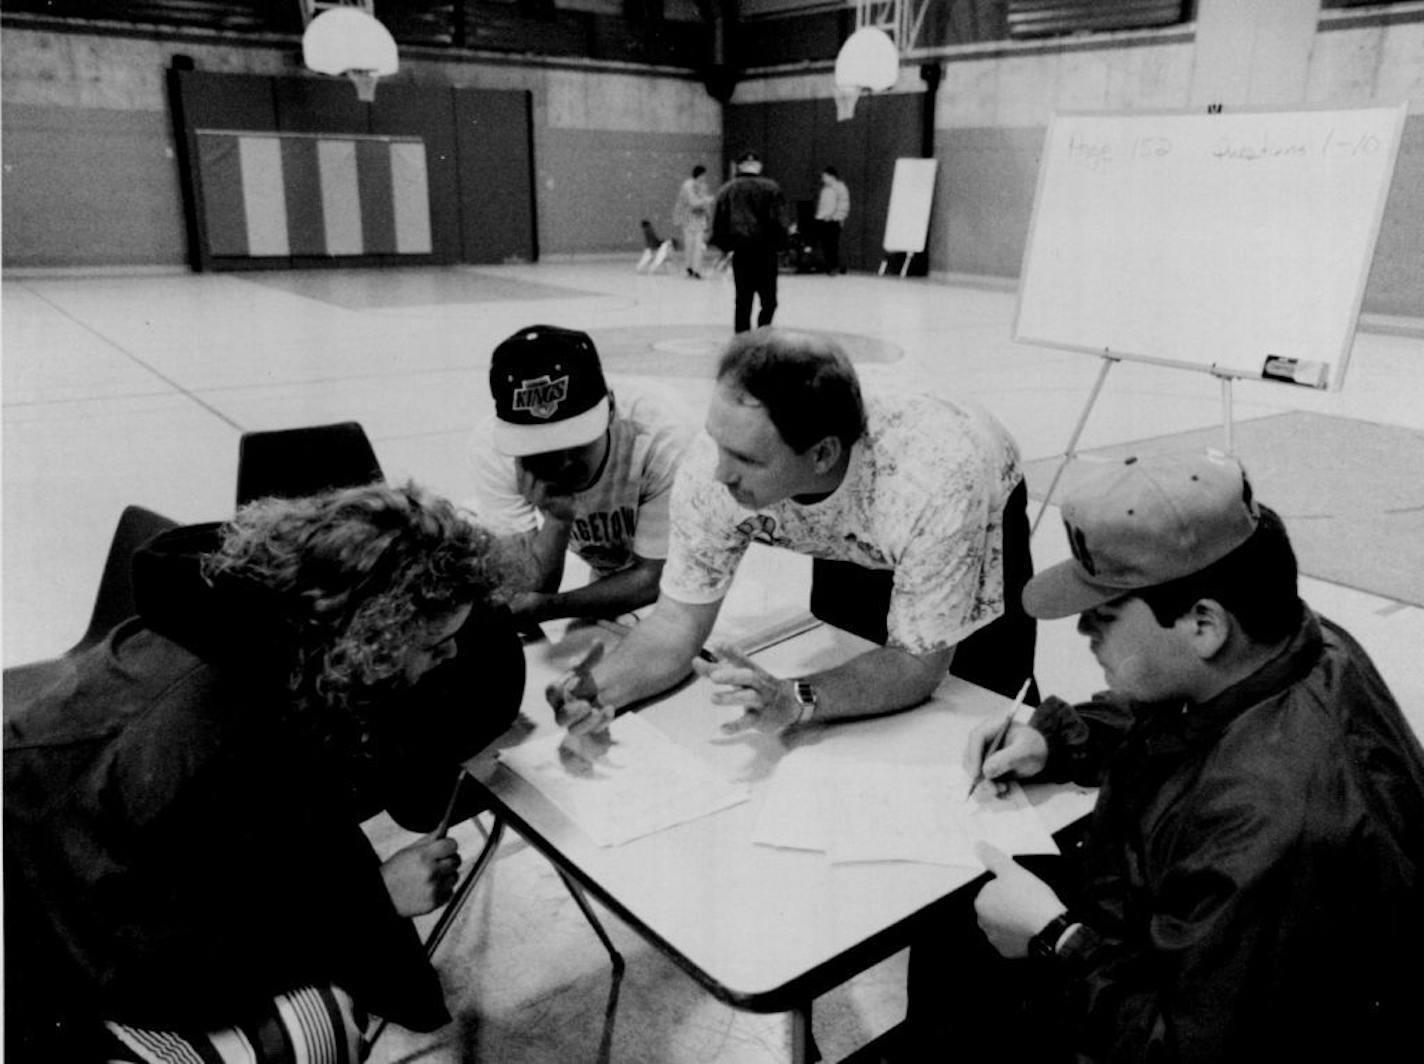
top-left (235, 421), bottom-right (383, 506)
top-left (4, 504), bottom-right (178, 713)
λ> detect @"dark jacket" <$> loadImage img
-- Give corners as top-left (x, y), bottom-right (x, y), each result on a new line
top-left (4, 524), bottom-right (523, 1057)
top-left (1030, 610), bottom-right (1424, 1063)
top-left (711, 171), bottom-right (789, 252)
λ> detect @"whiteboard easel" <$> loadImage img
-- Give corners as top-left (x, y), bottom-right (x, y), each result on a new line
top-left (1015, 104), bottom-right (1405, 531)
top-left (880, 157), bottom-right (937, 276)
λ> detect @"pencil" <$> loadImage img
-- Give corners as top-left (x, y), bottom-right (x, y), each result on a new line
top-left (966, 677), bottom-right (1032, 800)
top-left (433, 772), bottom-right (465, 839)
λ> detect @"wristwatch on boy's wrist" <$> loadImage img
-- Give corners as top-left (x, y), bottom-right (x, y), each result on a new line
top-left (1028, 911), bottom-right (1081, 962)
top-left (792, 679), bottom-right (819, 726)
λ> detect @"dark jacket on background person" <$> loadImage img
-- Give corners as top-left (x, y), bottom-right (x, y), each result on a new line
top-left (1029, 609), bottom-right (1424, 1062)
top-left (4, 524), bottom-right (524, 1058)
top-left (711, 171), bottom-right (789, 253)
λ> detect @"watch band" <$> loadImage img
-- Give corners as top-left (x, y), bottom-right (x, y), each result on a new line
top-left (1028, 912), bottom-right (1078, 962)
top-left (792, 679), bottom-right (818, 725)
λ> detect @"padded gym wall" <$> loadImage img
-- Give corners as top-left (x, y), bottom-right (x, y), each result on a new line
top-left (171, 69), bottom-right (533, 270)
top-left (455, 89), bottom-right (537, 264)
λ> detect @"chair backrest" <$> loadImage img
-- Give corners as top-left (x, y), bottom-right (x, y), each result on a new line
top-left (235, 421), bottom-right (384, 506)
top-left (73, 504), bottom-right (180, 654)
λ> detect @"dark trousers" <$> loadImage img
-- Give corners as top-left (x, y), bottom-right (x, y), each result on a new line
top-left (808, 479), bottom-right (1039, 704)
top-left (816, 219), bottom-right (842, 272)
top-left (731, 243), bottom-right (779, 333)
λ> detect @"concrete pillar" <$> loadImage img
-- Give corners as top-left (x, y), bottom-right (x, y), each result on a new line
top-left (1190, 0), bottom-right (1321, 109)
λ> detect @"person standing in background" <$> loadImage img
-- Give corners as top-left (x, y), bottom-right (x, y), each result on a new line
top-left (711, 150), bottom-right (791, 333)
top-left (814, 166), bottom-right (851, 274)
top-left (672, 165), bottom-right (715, 279)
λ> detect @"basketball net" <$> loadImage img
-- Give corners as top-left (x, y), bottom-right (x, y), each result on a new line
top-left (347, 69), bottom-right (379, 103)
top-left (834, 85), bottom-right (861, 122)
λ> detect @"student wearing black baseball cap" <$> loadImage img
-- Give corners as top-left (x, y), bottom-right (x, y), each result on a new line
top-left (465, 324), bottom-right (693, 627)
top-left (907, 451), bottom-right (1424, 1062)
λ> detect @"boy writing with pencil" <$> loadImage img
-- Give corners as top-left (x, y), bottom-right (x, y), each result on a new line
top-left (906, 451), bottom-right (1424, 1062)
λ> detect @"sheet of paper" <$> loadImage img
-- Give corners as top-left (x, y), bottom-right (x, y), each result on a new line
top-left (749, 754), bottom-right (834, 852)
top-left (497, 714), bottom-right (750, 847)
top-left (753, 753), bottom-right (1058, 869)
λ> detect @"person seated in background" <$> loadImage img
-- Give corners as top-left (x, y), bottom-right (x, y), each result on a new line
top-left (635, 219), bottom-right (673, 273)
top-left (907, 452), bottom-right (1424, 1062)
top-left (467, 324), bottom-right (692, 629)
top-left (549, 328), bottom-right (1035, 756)
top-left (5, 483), bottom-right (525, 1062)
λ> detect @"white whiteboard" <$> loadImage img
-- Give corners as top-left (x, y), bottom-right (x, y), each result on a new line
top-left (883, 157), bottom-right (938, 254)
top-left (1013, 105), bottom-right (1405, 390)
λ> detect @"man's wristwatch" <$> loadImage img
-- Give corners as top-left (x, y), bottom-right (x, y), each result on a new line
top-left (792, 679), bottom-right (819, 726)
top-left (1028, 911), bottom-right (1082, 962)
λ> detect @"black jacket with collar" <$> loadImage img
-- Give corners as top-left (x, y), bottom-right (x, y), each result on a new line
top-left (1030, 609), bottom-right (1424, 1063)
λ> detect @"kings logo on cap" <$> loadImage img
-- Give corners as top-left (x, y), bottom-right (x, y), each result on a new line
top-left (511, 374), bottom-right (570, 420)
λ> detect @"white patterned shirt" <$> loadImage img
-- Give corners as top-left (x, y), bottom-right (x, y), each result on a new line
top-left (466, 380), bottom-right (694, 577)
top-left (661, 383), bottom-right (1023, 654)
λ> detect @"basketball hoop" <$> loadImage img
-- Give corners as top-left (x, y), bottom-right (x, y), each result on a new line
top-left (834, 86), bottom-right (862, 122)
top-left (347, 69), bottom-right (379, 103)
top-left (302, 8), bottom-right (398, 103)
top-left (835, 27), bottom-right (900, 92)
top-left (833, 26), bottom-right (899, 123)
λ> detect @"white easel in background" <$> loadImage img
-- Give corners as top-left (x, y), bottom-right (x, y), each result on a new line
top-left (1017, 104), bottom-right (1406, 533)
top-left (879, 157), bottom-right (937, 276)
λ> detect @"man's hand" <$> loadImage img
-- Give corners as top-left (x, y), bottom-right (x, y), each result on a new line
top-left (963, 720), bottom-right (1049, 797)
top-left (694, 645), bottom-right (799, 735)
top-left (516, 465), bottom-right (579, 523)
top-left (546, 642), bottom-right (611, 736)
top-left (973, 841), bottom-right (1067, 958)
top-left (381, 835), bottom-right (461, 918)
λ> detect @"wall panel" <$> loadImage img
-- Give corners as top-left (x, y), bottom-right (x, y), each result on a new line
top-left (932, 125), bottom-right (1044, 279)
top-left (454, 88), bottom-right (537, 263)
top-left (1, 104), bottom-right (186, 267)
top-left (537, 128), bottom-right (721, 254)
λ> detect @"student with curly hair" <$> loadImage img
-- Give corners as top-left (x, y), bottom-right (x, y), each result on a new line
top-left (5, 483), bottom-right (525, 1062)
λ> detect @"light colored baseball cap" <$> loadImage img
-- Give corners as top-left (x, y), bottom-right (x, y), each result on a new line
top-left (1023, 451), bottom-right (1260, 619)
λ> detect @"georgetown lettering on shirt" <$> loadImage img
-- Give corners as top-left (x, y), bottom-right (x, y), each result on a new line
top-left (571, 505), bottom-right (639, 569)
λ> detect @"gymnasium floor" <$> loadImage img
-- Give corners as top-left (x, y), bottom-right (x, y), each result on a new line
top-left (4, 261), bottom-right (1422, 1062)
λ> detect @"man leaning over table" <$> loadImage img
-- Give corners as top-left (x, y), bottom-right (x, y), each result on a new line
top-left (548, 327), bottom-right (1036, 747)
top-left (904, 451), bottom-right (1424, 1063)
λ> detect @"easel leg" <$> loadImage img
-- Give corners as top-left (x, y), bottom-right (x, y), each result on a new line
top-left (900, 253), bottom-right (912, 277)
top-left (1032, 356), bottom-right (1118, 534)
top-left (1220, 376), bottom-right (1235, 455)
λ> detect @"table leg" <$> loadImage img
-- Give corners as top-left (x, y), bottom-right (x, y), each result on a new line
top-left (423, 814), bottom-right (507, 958)
top-left (364, 814), bottom-right (508, 1055)
top-left (789, 1003), bottom-right (813, 1064)
top-left (556, 867), bottom-right (626, 972)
